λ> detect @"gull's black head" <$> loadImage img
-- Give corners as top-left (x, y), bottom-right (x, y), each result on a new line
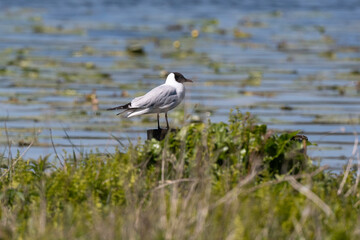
top-left (173, 72), bottom-right (193, 83)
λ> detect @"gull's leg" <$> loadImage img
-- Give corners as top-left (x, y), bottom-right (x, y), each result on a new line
top-left (157, 113), bottom-right (160, 130)
top-left (165, 112), bottom-right (169, 129)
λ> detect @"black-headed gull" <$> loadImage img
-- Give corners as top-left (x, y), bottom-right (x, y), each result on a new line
top-left (107, 72), bottom-right (193, 129)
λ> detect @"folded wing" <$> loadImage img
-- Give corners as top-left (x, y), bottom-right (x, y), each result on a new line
top-left (131, 84), bottom-right (178, 109)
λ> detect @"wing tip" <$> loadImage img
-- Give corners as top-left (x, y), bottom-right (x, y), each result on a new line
top-left (107, 102), bottom-right (131, 111)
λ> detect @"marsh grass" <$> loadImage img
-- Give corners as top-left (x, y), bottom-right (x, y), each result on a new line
top-left (0, 111), bottom-right (359, 239)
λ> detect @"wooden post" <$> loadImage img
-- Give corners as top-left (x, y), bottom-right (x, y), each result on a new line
top-left (147, 129), bottom-right (178, 141)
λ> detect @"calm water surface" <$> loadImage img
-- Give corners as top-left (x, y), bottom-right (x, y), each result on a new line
top-left (1, 0), bottom-right (360, 169)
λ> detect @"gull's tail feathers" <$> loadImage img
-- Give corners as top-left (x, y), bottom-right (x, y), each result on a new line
top-left (107, 102), bottom-right (147, 117)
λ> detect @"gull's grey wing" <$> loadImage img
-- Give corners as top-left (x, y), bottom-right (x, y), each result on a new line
top-left (130, 84), bottom-right (178, 109)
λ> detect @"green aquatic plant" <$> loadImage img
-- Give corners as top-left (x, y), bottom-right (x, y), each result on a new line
top-left (32, 24), bottom-right (85, 35)
top-left (243, 71), bottom-right (262, 86)
top-left (201, 18), bottom-right (219, 33)
top-left (233, 28), bottom-right (252, 39)
top-left (126, 45), bottom-right (146, 56)
top-left (319, 50), bottom-right (336, 60)
top-left (0, 67), bottom-right (11, 76)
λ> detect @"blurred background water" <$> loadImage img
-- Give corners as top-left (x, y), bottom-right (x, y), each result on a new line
top-left (0, 0), bottom-right (360, 169)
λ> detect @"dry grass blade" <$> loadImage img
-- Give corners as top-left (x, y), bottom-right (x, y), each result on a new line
top-left (0, 139), bottom-right (34, 180)
top-left (212, 169), bottom-right (258, 209)
top-left (212, 165), bottom-right (329, 210)
top-left (63, 128), bottom-right (80, 153)
top-left (239, 165), bottom-right (329, 196)
top-left (287, 176), bottom-right (333, 217)
top-left (110, 133), bottom-right (125, 149)
top-left (152, 178), bottom-right (198, 192)
top-left (50, 128), bottom-right (65, 169)
top-left (350, 151), bottom-right (360, 196)
top-left (345, 132), bottom-right (360, 197)
top-left (4, 119), bottom-right (13, 166)
top-left (338, 135), bottom-right (358, 195)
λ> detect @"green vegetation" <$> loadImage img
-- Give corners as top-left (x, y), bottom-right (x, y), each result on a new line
top-left (0, 111), bottom-right (358, 239)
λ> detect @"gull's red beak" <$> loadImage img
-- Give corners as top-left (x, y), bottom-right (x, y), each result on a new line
top-left (185, 78), bottom-right (193, 83)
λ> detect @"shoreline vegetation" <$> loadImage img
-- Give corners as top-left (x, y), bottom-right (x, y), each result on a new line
top-left (0, 111), bottom-right (359, 239)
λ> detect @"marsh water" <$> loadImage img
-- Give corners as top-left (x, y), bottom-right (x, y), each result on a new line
top-left (0, 0), bottom-right (360, 170)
